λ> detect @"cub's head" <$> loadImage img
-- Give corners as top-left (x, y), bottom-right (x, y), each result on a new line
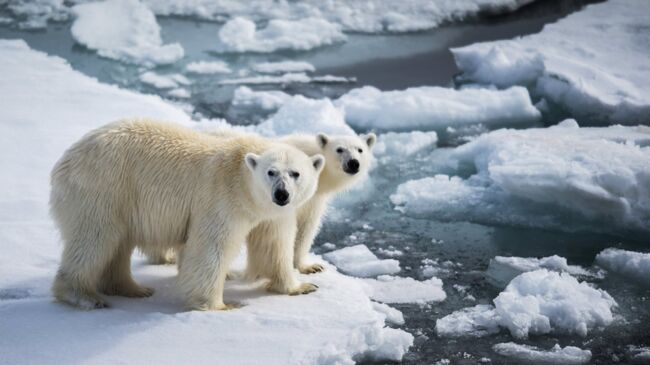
top-left (245, 146), bottom-right (325, 211)
top-left (316, 133), bottom-right (376, 185)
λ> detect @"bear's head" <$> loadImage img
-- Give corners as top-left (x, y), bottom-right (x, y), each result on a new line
top-left (316, 133), bottom-right (376, 186)
top-left (245, 146), bottom-right (325, 211)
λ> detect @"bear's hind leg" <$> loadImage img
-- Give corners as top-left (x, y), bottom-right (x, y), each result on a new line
top-left (99, 243), bottom-right (154, 298)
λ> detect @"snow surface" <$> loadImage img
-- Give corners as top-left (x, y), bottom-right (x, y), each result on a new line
top-left (335, 85), bottom-right (540, 132)
top-left (452, 0), bottom-right (650, 125)
top-left (493, 343), bottom-right (592, 365)
top-left (216, 17), bottom-right (346, 53)
top-left (70, 0), bottom-right (184, 66)
top-left (0, 39), bottom-right (414, 364)
top-left (596, 248), bottom-right (650, 286)
top-left (185, 60), bottom-right (232, 74)
top-left (361, 275), bottom-right (446, 304)
top-left (144, 0), bottom-right (536, 33)
top-left (253, 61), bottom-right (315, 74)
top-left (486, 255), bottom-right (592, 288)
top-left (391, 121), bottom-right (650, 235)
top-left (436, 269), bottom-right (616, 339)
top-left (323, 245), bottom-right (400, 278)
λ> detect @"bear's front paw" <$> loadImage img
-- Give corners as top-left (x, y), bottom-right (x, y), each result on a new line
top-left (299, 263), bottom-right (325, 274)
top-left (288, 282), bottom-right (318, 296)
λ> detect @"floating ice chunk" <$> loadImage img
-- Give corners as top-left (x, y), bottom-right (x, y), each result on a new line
top-left (3, 0), bottom-right (68, 29)
top-left (494, 270), bottom-right (616, 338)
top-left (140, 72), bottom-right (190, 89)
top-left (391, 122), bottom-right (650, 235)
top-left (486, 255), bottom-right (592, 288)
top-left (374, 131), bottom-right (438, 159)
top-left (185, 60), bottom-right (231, 74)
top-left (217, 17), bottom-right (346, 53)
top-left (167, 88), bottom-right (190, 99)
top-left (372, 302), bottom-right (405, 325)
top-left (144, 0), bottom-right (535, 33)
top-left (322, 242), bottom-right (336, 250)
top-left (437, 269), bottom-right (616, 339)
top-left (255, 95), bottom-right (355, 137)
top-left (377, 248), bottom-right (403, 258)
top-left (220, 72), bottom-right (352, 85)
top-left (596, 248), bottom-right (650, 286)
top-left (452, 0), bottom-right (650, 125)
top-left (252, 61), bottom-right (315, 74)
top-left (362, 275), bottom-right (446, 304)
top-left (627, 346), bottom-right (650, 364)
top-left (436, 304), bottom-right (501, 338)
top-left (231, 86), bottom-right (292, 111)
top-left (71, 0), bottom-right (184, 66)
top-left (493, 343), bottom-right (592, 365)
top-left (335, 85), bottom-right (540, 132)
top-left (323, 245), bottom-right (400, 278)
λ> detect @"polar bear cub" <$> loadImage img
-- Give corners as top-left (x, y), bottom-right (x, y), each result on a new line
top-left (246, 132), bottom-right (376, 284)
top-left (50, 119), bottom-right (324, 310)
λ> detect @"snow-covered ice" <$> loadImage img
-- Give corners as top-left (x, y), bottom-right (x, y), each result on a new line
top-left (436, 269), bottom-right (616, 339)
top-left (493, 343), bottom-right (592, 365)
top-left (596, 248), bottom-right (650, 286)
top-left (323, 245), bottom-right (400, 278)
top-left (372, 302), bottom-right (405, 326)
top-left (231, 86), bottom-right (292, 111)
top-left (373, 131), bottom-right (438, 160)
top-left (167, 88), bottom-right (191, 99)
top-left (486, 255), bottom-right (593, 288)
top-left (452, 0), bottom-right (650, 125)
top-left (70, 0), bottom-right (184, 66)
top-left (144, 0), bottom-right (536, 33)
top-left (0, 39), bottom-right (414, 365)
top-left (335, 85), bottom-right (540, 132)
top-left (216, 17), bottom-right (346, 53)
top-left (361, 275), bottom-right (446, 304)
top-left (391, 121), bottom-right (650, 235)
top-left (252, 61), bottom-right (315, 74)
top-left (185, 60), bottom-right (231, 74)
top-left (220, 73), bottom-right (352, 85)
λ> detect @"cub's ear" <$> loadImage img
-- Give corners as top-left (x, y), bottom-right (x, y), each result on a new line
top-left (244, 153), bottom-right (259, 171)
top-left (317, 133), bottom-right (329, 148)
top-left (311, 154), bottom-right (325, 173)
top-left (363, 133), bottom-right (377, 149)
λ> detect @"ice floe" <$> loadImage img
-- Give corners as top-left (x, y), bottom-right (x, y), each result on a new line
top-left (335, 85), bottom-right (540, 132)
top-left (231, 86), bottom-right (292, 111)
top-left (493, 343), bottom-right (592, 365)
top-left (139, 72), bottom-right (191, 89)
top-left (361, 275), bottom-right (446, 304)
top-left (452, 0), bottom-right (650, 125)
top-left (596, 248), bottom-right (650, 286)
top-left (220, 73), bottom-right (352, 85)
top-left (185, 60), bottom-right (232, 74)
top-left (216, 17), bottom-right (346, 53)
top-left (436, 269), bottom-right (616, 339)
top-left (71, 0), bottom-right (184, 66)
top-left (323, 245), bottom-right (400, 278)
top-left (0, 39), bottom-right (413, 365)
top-left (373, 131), bottom-right (438, 160)
top-left (486, 255), bottom-right (594, 288)
top-left (252, 61), bottom-right (315, 74)
top-left (391, 121), bottom-right (650, 235)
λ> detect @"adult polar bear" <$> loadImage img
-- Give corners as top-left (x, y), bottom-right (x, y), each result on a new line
top-left (148, 130), bottom-right (376, 286)
top-left (50, 119), bottom-right (325, 310)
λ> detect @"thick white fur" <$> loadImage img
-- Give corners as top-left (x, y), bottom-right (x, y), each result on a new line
top-left (50, 119), bottom-right (324, 310)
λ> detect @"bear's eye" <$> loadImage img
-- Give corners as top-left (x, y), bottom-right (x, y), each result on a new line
top-left (358, 148), bottom-right (363, 153)
top-left (267, 170), bottom-right (276, 177)
top-left (336, 147), bottom-right (344, 154)
top-left (290, 171), bottom-right (300, 179)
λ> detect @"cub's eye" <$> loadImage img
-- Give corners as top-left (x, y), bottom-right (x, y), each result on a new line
top-left (358, 148), bottom-right (363, 153)
top-left (290, 171), bottom-right (300, 179)
top-left (267, 170), bottom-right (276, 177)
top-left (336, 147), bottom-right (344, 154)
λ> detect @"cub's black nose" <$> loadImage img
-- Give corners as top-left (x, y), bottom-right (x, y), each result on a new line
top-left (273, 188), bottom-right (290, 206)
top-left (345, 159), bottom-right (360, 174)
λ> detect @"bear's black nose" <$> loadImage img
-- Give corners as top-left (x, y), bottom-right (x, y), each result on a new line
top-left (273, 188), bottom-right (290, 206)
top-left (344, 159), bottom-right (360, 174)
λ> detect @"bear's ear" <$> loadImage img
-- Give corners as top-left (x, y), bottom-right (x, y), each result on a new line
top-left (317, 133), bottom-right (329, 148)
top-left (244, 153), bottom-right (259, 171)
top-left (363, 133), bottom-right (376, 149)
top-left (311, 154), bottom-right (325, 173)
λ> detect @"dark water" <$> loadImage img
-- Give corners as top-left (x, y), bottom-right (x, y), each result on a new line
top-left (3, 0), bottom-right (648, 364)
